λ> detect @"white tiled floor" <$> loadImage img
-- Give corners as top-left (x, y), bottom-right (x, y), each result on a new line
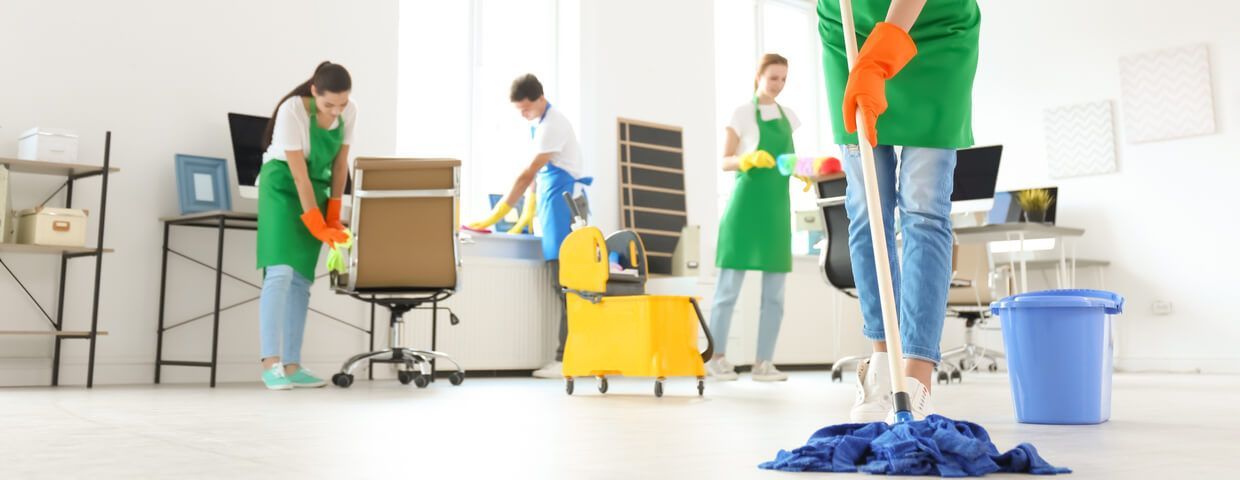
top-left (1, 372), bottom-right (1237, 479)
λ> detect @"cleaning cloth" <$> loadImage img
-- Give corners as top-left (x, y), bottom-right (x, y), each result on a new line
top-left (325, 229), bottom-right (354, 275)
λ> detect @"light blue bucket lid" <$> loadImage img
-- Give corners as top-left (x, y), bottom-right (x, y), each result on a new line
top-left (991, 289), bottom-right (1124, 315)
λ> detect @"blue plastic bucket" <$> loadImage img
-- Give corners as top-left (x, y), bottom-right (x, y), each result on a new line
top-left (991, 289), bottom-right (1124, 425)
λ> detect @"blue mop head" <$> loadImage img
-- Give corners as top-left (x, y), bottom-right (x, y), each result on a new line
top-left (760, 415), bottom-right (1070, 477)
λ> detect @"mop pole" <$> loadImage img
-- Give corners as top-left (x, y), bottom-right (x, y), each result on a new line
top-left (839, 0), bottom-right (914, 423)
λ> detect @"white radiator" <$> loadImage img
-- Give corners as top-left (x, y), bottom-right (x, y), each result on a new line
top-left (395, 256), bottom-right (558, 370)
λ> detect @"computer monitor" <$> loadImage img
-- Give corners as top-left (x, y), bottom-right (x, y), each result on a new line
top-left (950, 145), bottom-right (1002, 214)
top-left (988, 187), bottom-right (1058, 225)
top-left (227, 113), bottom-right (268, 204)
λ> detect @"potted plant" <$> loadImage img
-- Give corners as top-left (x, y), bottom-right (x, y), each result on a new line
top-left (1016, 188), bottom-right (1054, 223)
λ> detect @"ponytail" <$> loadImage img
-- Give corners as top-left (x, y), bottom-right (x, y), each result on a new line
top-left (261, 61), bottom-right (353, 150)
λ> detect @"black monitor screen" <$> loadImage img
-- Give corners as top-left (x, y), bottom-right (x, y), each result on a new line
top-left (228, 112), bottom-right (352, 193)
top-left (951, 145), bottom-right (1003, 202)
top-left (228, 113), bottom-right (268, 188)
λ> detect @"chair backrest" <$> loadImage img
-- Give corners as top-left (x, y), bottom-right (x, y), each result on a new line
top-left (815, 175), bottom-right (855, 292)
top-left (345, 157), bottom-right (461, 292)
top-left (948, 242), bottom-right (996, 307)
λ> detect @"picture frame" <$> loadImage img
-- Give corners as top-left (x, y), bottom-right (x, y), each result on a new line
top-left (175, 154), bottom-right (232, 214)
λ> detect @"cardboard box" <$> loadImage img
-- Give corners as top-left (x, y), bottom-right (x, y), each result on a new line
top-left (16, 207), bottom-right (88, 247)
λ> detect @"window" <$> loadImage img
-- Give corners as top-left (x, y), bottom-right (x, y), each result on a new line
top-left (397, 0), bottom-right (559, 219)
top-left (714, 0), bottom-right (830, 256)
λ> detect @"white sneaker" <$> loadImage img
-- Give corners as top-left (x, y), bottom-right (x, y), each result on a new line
top-left (705, 357), bottom-right (738, 381)
top-left (751, 361), bottom-right (789, 382)
top-left (849, 352), bottom-right (893, 423)
top-left (532, 361), bottom-right (563, 379)
top-left (886, 376), bottom-right (935, 423)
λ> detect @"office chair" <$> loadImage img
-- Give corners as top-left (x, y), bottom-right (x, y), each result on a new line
top-left (329, 157), bottom-right (466, 389)
top-left (815, 175), bottom-right (963, 384)
top-left (940, 242), bottom-right (1005, 380)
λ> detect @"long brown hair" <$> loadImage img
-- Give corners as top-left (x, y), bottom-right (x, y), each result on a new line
top-left (754, 53), bottom-right (789, 92)
top-left (261, 61), bottom-right (352, 150)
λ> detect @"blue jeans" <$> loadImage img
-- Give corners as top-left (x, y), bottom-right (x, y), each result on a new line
top-left (840, 145), bottom-right (955, 364)
top-left (259, 265), bottom-right (312, 365)
top-left (709, 268), bottom-right (788, 362)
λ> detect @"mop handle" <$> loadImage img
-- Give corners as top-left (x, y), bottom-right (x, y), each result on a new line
top-left (839, 0), bottom-right (912, 419)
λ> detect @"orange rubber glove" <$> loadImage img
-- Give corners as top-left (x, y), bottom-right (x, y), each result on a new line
top-left (301, 208), bottom-right (349, 246)
top-left (325, 198), bottom-right (345, 231)
top-left (842, 22), bottom-right (917, 147)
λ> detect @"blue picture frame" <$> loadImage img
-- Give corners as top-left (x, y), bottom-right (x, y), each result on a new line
top-left (175, 154), bottom-right (232, 214)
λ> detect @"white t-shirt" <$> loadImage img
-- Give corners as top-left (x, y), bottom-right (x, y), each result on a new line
top-left (531, 106), bottom-right (583, 178)
top-left (727, 101), bottom-right (801, 154)
top-left (263, 97), bottom-right (358, 162)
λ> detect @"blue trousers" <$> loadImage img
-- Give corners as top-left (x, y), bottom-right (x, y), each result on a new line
top-left (259, 265), bottom-right (312, 365)
top-left (840, 144), bottom-right (956, 364)
top-left (709, 268), bottom-right (788, 362)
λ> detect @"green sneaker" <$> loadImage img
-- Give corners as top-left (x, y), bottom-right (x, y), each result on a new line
top-left (262, 364), bottom-right (293, 390)
top-left (287, 368), bottom-right (327, 388)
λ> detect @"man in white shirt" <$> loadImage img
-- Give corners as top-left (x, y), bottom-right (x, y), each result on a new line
top-left (467, 74), bottom-right (590, 378)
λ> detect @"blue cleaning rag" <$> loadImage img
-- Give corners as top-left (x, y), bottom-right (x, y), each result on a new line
top-left (760, 415), bottom-right (1070, 477)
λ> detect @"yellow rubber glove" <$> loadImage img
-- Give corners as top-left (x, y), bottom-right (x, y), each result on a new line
top-left (738, 150), bottom-right (776, 172)
top-left (507, 194), bottom-right (537, 234)
top-left (467, 202), bottom-right (513, 230)
top-left (794, 174), bottom-right (813, 192)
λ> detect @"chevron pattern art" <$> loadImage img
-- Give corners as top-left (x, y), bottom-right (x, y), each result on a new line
top-left (1044, 100), bottom-right (1117, 179)
top-left (1120, 44), bottom-right (1216, 143)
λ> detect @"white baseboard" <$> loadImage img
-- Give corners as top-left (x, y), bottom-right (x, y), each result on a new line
top-left (1114, 356), bottom-right (1240, 374)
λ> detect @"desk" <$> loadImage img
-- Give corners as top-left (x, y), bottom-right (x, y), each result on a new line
top-left (954, 223), bottom-right (1093, 294)
top-left (154, 211), bottom-right (372, 387)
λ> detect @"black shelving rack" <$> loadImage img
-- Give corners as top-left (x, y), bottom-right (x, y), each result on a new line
top-left (0, 131), bottom-right (116, 388)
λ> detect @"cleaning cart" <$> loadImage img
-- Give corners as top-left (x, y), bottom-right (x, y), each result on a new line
top-left (558, 194), bottom-right (714, 397)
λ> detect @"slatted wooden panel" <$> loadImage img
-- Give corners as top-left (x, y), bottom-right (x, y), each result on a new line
top-left (618, 118), bottom-right (686, 275)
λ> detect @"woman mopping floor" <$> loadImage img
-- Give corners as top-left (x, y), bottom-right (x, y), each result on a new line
top-left (762, 0), bottom-right (1069, 475)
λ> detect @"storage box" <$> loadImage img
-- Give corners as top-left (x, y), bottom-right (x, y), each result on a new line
top-left (16, 207), bottom-right (89, 247)
top-left (18, 128), bottom-right (79, 163)
top-left (0, 165), bottom-right (11, 242)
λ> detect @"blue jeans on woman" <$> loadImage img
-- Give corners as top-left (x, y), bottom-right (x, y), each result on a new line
top-left (840, 144), bottom-right (956, 364)
top-left (259, 264), bottom-right (312, 365)
top-left (709, 268), bottom-right (788, 362)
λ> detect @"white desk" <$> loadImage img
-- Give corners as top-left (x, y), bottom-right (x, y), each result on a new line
top-left (954, 223), bottom-right (1096, 294)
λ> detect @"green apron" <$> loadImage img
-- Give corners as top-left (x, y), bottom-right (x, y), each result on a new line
top-left (715, 100), bottom-right (796, 273)
top-left (256, 97), bottom-right (343, 281)
top-left (818, 0), bottom-right (980, 148)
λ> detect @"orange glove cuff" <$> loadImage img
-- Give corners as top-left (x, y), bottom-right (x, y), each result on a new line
top-left (326, 198), bottom-right (344, 230)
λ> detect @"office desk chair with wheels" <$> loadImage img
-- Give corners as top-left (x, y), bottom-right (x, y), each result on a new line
top-left (940, 242), bottom-right (1005, 381)
top-left (329, 157), bottom-right (466, 389)
top-left (815, 175), bottom-right (963, 384)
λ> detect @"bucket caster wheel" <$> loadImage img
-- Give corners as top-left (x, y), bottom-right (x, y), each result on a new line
top-left (697, 377), bottom-right (705, 397)
top-left (565, 377), bottom-right (575, 396)
top-left (951, 370), bottom-right (963, 383)
top-left (831, 369), bottom-right (843, 383)
top-left (397, 370), bottom-right (415, 385)
top-left (937, 371), bottom-right (949, 385)
top-left (449, 371), bottom-right (465, 386)
top-left (654, 378), bottom-right (665, 398)
top-left (332, 373), bottom-right (354, 388)
top-left (597, 377), bottom-right (609, 394)
top-left (988, 363), bottom-right (999, 373)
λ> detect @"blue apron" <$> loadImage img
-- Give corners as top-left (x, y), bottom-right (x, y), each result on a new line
top-left (531, 103), bottom-right (591, 260)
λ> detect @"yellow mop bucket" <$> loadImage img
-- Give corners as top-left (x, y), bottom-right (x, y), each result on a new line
top-left (558, 222), bottom-right (714, 397)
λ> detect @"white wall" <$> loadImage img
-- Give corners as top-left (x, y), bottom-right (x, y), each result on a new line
top-left (0, 0), bottom-right (399, 385)
top-left (973, 0), bottom-right (1240, 372)
top-left (575, 0), bottom-right (720, 240)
